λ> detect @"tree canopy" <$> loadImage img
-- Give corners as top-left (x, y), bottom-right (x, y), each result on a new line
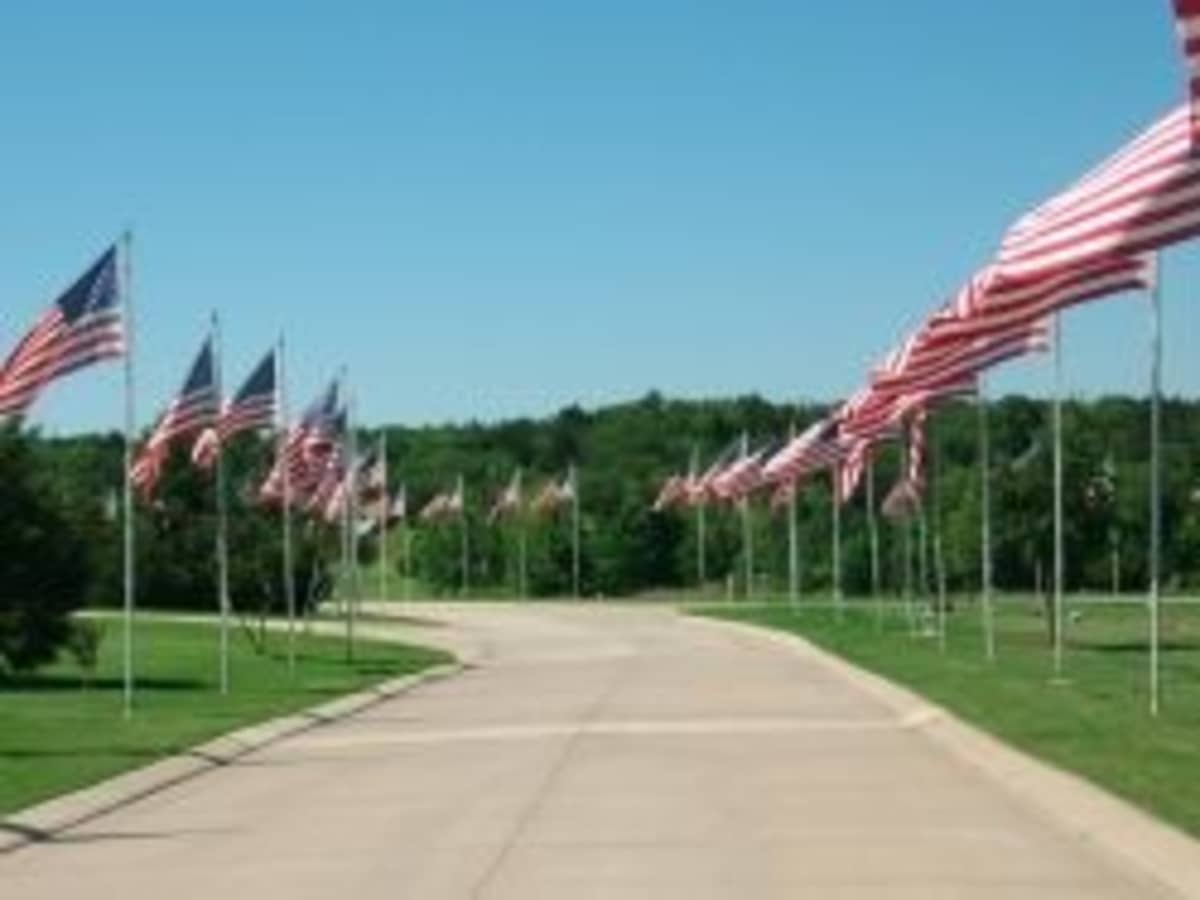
top-left (6, 392), bottom-right (1198, 634)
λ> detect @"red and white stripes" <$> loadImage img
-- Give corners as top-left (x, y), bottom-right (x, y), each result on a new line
top-left (1176, 0), bottom-right (1200, 135)
top-left (998, 105), bottom-right (1200, 279)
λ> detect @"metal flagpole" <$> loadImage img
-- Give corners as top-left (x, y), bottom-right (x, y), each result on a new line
top-left (1149, 259), bottom-right (1163, 716)
top-left (379, 431), bottom-right (388, 602)
top-left (743, 493), bottom-right (755, 601)
top-left (1053, 313), bottom-right (1065, 680)
top-left (519, 474), bottom-right (528, 599)
top-left (932, 415), bottom-right (948, 654)
top-left (348, 387), bottom-right (361, 653)
top-left (213, 312), bottom-right (231, 694)
top-left (866, 451), bottom-right (881, 629)
top-left (519, 526), bottom-right (527, 598)
top-left (692, 445), bottom-right (706, 593)
top-left (571, 463), bottom-right (581, 599)
top-left (340, 482), bottom-right (351, 651)
top-left (787, 486), bottom-right (799, 606)
top-left (459, 474), bottom-right (469, 596)
top-left (979, 377), bottom-right (996, 662)
top-left (278, 335), bottom-right (297, 674)
top-left (121, 230), bottom-right (136, 719)
top-left (786, 424), bottom-right (799, 608)
top-left (740, 434), bottom-right (753, 600)
top-left (917, 501), bottom-right (929, 602)
top-left (402, 492), bottom-right (412, 602)
top-left (901, 422), bottom-right (915, 634)
top-left (340, 371), bottom-right (353, 660)
top-left (832, 465), bottom-right (843, 618)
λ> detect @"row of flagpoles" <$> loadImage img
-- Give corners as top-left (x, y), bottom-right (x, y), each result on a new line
top-left (2, 5), bottom-right (1196, 718)
top-left (652, 2), bottom-right (1200, 714)
top-left (0, 233), bottom-right (588, 715)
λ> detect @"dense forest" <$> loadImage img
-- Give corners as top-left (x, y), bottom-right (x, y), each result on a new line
top-left (3, 392), bottom-right (1198, 635)
top-left (386, 391), bottom-right (1200, 599)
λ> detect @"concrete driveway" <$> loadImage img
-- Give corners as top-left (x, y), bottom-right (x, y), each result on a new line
top-left (0, 603), bottom-right (1181, 898)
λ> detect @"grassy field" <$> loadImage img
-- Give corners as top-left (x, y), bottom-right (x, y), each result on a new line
top-left (697, 594), bottom-right (1200, 838)
top-left (0, 616), bottom-right (451, 816)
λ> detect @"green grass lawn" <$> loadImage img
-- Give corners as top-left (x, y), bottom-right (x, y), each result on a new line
top-left (697, 594), bottom-right (1200, 838)
top-left (0, 616), bottom-right (452, 816)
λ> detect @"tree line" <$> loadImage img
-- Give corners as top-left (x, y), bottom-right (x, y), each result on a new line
top-left (2, 391), bottom-right (1198, 670)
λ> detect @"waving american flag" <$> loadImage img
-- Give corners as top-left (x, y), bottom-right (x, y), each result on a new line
top-left (130, 336), bottom-right (219, 496)
top-left (0, 246), bottom-right (124, 420)
top-left (259, 379), bottom-right (342, 504)
top-left (192, 348), bottom-right (278, 468)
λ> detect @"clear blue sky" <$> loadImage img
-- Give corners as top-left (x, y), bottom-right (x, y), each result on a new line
top-left (1, 2), bottom-right (1196, 434)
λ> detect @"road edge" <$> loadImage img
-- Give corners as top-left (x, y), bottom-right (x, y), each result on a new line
top-left (0, 661), bottom-right (462, 855)
top-left (690, 614), bottom-right (1200, 899)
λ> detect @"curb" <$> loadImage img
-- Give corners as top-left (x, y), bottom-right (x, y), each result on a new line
top-left (0, 661), bottom-right (462, 855)
top-left (689, 615), bottom-right (1200, 900)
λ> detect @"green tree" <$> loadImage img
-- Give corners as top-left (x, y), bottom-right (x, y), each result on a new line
top-left (0, 427), bottom-right (92, 673)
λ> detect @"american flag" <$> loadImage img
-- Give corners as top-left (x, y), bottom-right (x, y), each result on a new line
top-left (948, 258), bottom-right (1151, 342)
top-left (684, 441), bottom-right (741, 505)
top-left (762, 417), bottom-right (844, 486)
top-left (489, 469), bottom-right (523, 523)
top-left (836, 358), bottom-right (913, 447)
top-left (317, 446), bottom-right (384, 526)
top-left (996, 104), bottom-right (1200, 280)
top-left (849, 370), bottom-right (977, 454)
top-left (530, 469), bottom-right (575, 515)
top-left (530, 478), bottom-right (566, 515)
top-left (259, 379), bottom-right (342, 503)
top-left (306, 450), bottom-right (348, 523)
top-left (890, 375), bottom-right (979, 425)
top-left (1175, 0), bottom-right (1200, 138)
top-left (356, 447), bottom-right (387, 507)
top-left (857, 253), bottom-right (1149, 426)
top-left (837, 390), bottom-right (898, 446)
top-left (0, 247), bottom-right (124, 420)
top-left (875, 328), bottom-right (1046, 426)
top-left (652, 473), bottom-right (689, 512)
top-left (711, 439), bottom-right (780, 503)
top-left (557, 467), bottom-right (576, 502)
top-left (878, 316), bottom-right (1049, 394)
top-left (192, 347), bottom-right (277, 468)
top-left (709, 439), bottom-right (751, 502)
top-left (130, 337), bottom-right (219, 496)
top-left (420, 485), bottom-right (461, 523)
top-left (220, 348), bottom-right (277, 438)
top-left (845, 323), bottom-right (1049, 442)
top-left (897, 257), bottom-right (1152, 381)
top-left (418, 491), bottom-right (449, 523)
top-left (446, 478), bottom-right (465, 516)
top-left (835, 439), bottom-right (870, 506)
top-left (879, 410), bottom-right (929, 521)
top-left (905, 408), bottom-right (929, 498)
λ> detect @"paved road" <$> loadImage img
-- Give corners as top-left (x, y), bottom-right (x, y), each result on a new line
top-left (0, 604), bottom-right (1179, 898)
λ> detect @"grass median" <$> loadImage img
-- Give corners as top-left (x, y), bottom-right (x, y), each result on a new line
top-left (696, 595), bottom-right (1200, 838)
top-left (0, 615), bottom-right (452, 816)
